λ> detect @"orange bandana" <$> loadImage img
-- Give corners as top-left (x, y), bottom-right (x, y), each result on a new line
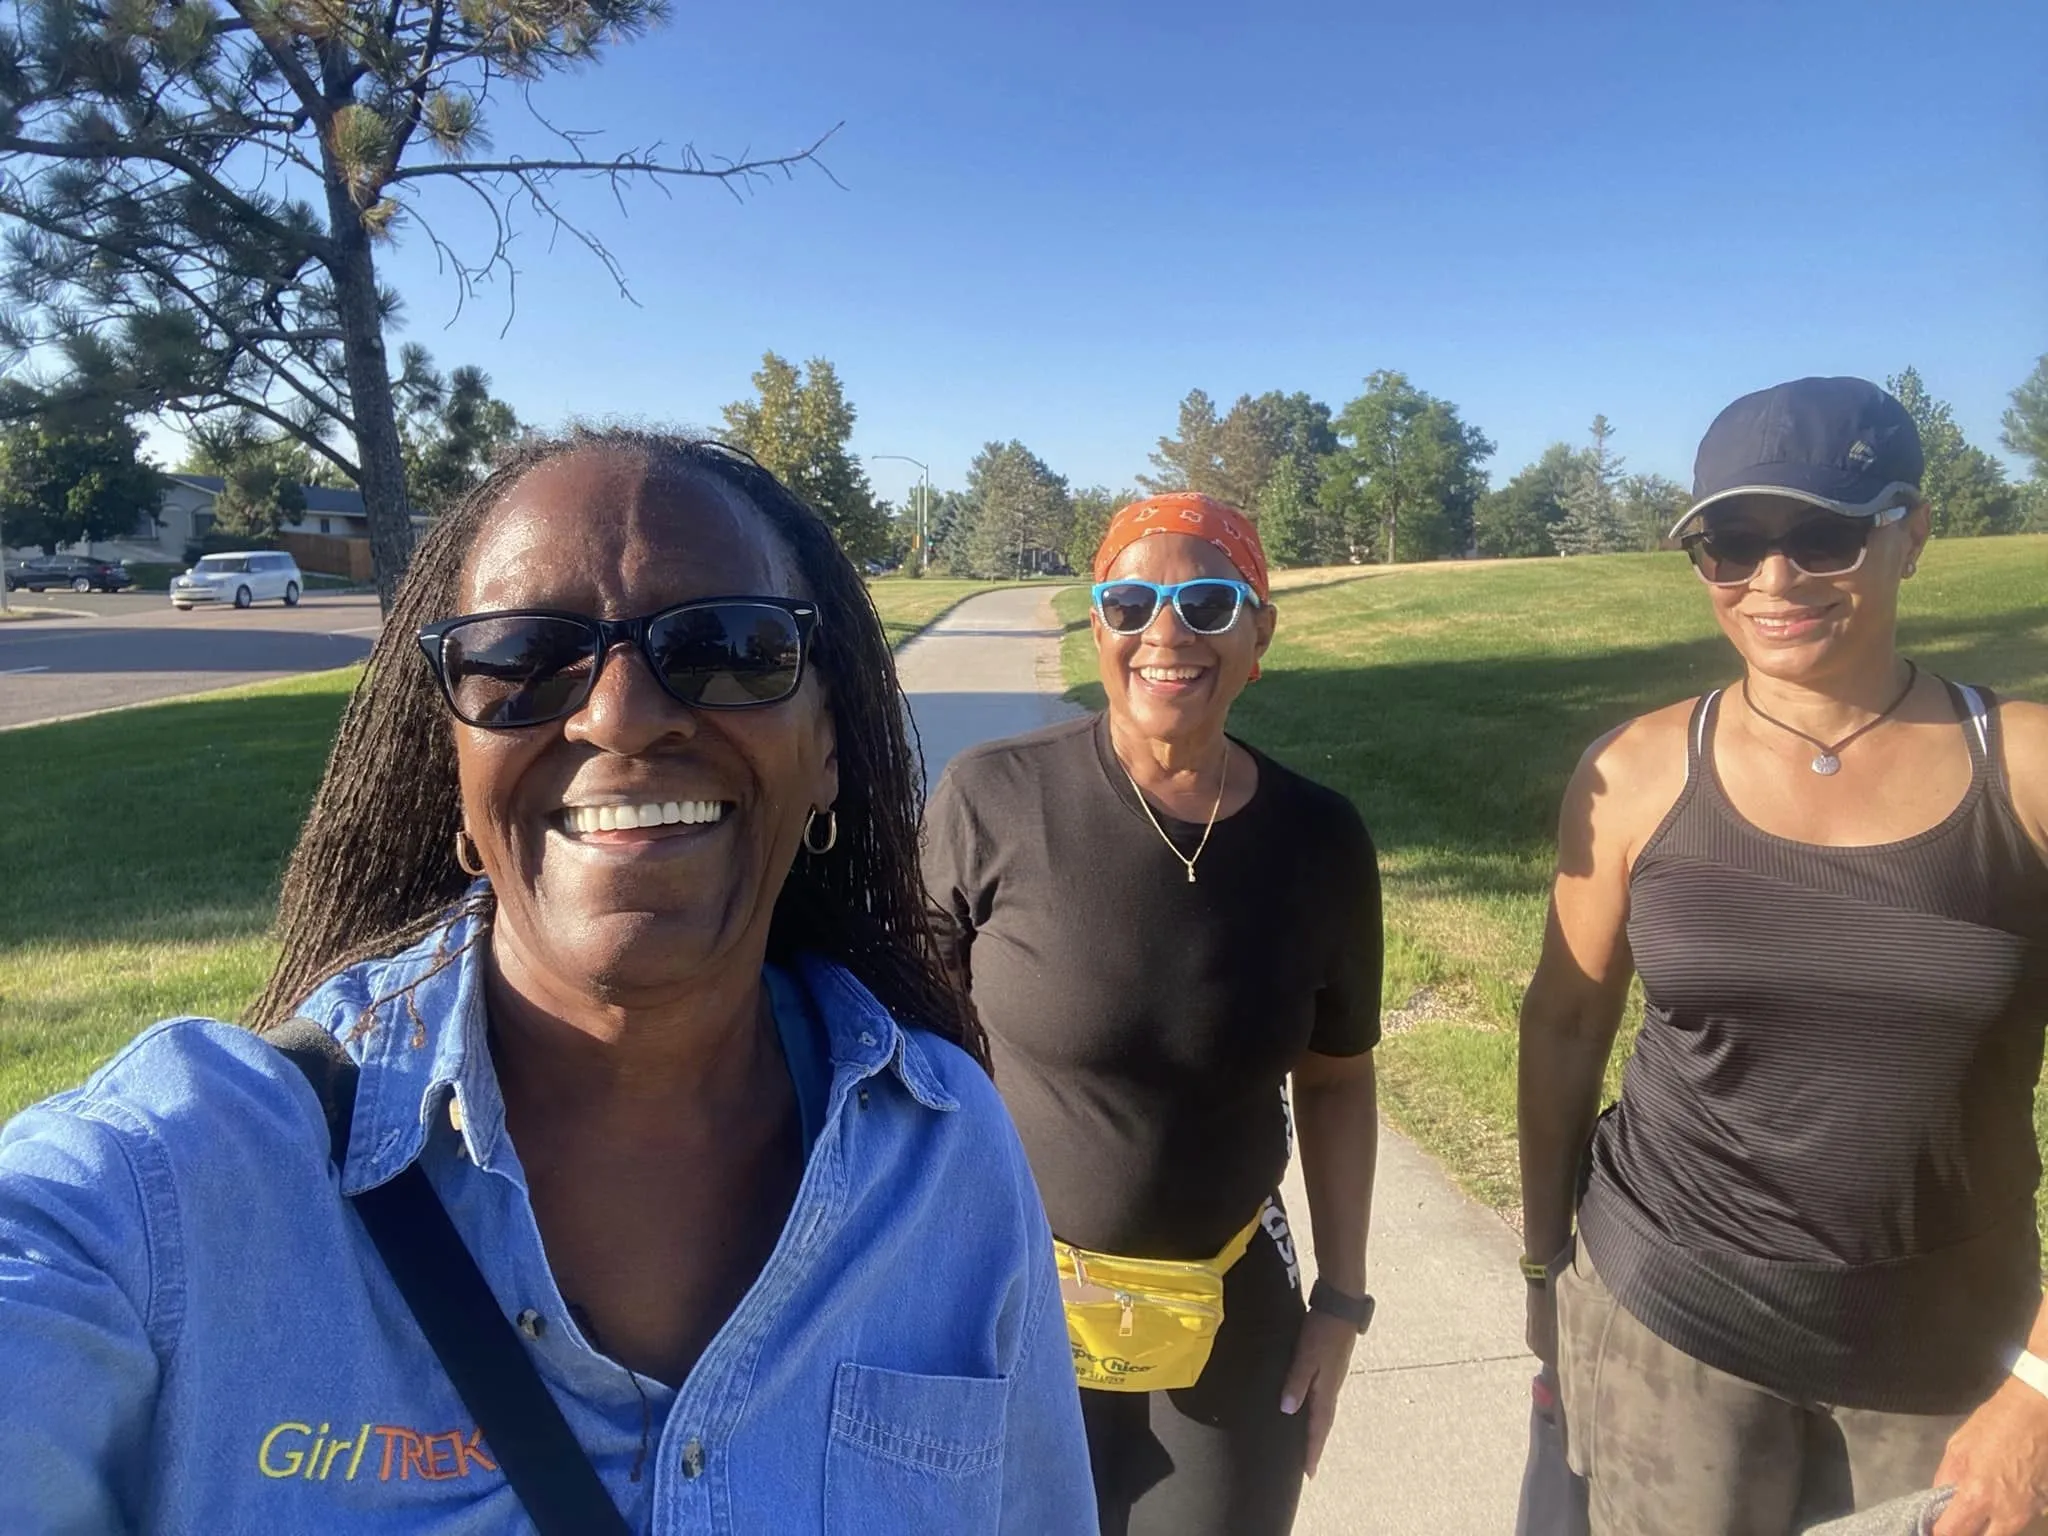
top-left (1092, 493), bottom-right (1271, 601)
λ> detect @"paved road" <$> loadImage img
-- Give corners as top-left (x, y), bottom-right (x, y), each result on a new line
top-left (899, 585), bottom-right (1531, 1534)
top-left (0, 592), bottom-right (379, 730)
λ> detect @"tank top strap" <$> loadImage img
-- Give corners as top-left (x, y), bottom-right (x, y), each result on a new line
top-left (1686, 689), bottom-right (1724, 783)
top-left (1946, 679), bottom-right (2006, 797)
top-left (1633, 690), bottom-right (1725, 872)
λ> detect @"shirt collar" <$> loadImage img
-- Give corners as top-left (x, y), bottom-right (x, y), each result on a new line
top-left (297, 897), bottom-right (960, 1195)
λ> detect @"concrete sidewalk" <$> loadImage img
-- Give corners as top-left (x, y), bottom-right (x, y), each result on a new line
top-left (899, 587), bottom-right (1532, 1534)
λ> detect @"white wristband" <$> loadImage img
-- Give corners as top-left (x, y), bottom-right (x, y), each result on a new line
top-left (2011, 1349), bottom-right (2048, 1402)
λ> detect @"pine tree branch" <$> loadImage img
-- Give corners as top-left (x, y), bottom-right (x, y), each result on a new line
top-left (242, 325), bottom-right (348, 345)
top-left (0, 133), bottom-right (329, 262)
top-left (180, 391), bottom-right (359, 480)
top-left (384, 125), bottom-right (841, 187)
top-left (0, 196), bottom-right (352, 441)
top-left (383, 0), bottom-right (453, 174)
top-left (217, 0), bottom-right (330, 128)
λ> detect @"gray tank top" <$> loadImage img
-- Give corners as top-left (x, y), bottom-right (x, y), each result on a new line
top-left (1580, 681), bottom-right (2048, 1412)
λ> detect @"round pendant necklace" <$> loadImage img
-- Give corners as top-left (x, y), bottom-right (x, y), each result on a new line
top-left (1741, 660), bottom-right (1919, 776)
top-left (1118, 745), bottom-right (1229, 883)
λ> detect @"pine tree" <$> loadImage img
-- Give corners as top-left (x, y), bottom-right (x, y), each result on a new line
top-left (0, 0), bottom-right (829, 607)
top-left (957, 441), bottom-right (1071, 579)
top-left (1141, 390), bottom-right (1226, 496)
top-left (1553, 416), bottom-right (1632, 556)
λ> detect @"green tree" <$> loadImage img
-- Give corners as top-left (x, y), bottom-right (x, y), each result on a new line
top-left (1554, 416), bottom-right (1632, 556)
top-left (1324, 371), bottom-right (1493, 564)
top-left (2001, 354), bottom-right (2048, 481)
top-left (1619, 472), bottom-right (1691, 552)
top-left (395, 352), bottom-right (523, 517)
top-left (1256, 456), bottom-right (1341, 567)
top-left (183, 422), bottom-right (310, 539)
top-left (1210, 395), bottom-right (1281, 510)
top-left (0, 0), bottom-right (828, 608)
top-left (1474, 442), bottom-right (1586, 558)
top-left (1142, 388), bottom-right (1336, 518)
top-left (1887, 368), bottom-right (2019, 537)
top-left (1066, 486), bottom-right (1140, 576)
top-left (923, 489), bottom-right (971, 570)
top-left (1141, 389), bottom-right (1226, 496)
top-left (2017, 480), bottom-right (2048, 534)
top-left (956, 441), bottom-right (1072, 579)
top-left (722, 354), bottom-right (890, 565)
top-left (0, 408), bottom-right (164, 552)
top-left (212, 454), bottom-right (307, 541)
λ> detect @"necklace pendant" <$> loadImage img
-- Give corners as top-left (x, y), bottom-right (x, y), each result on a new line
top-left (1810, 753), bottom-right (1842, 776)
top-left (1186, 867), bottom-right (1197, 884)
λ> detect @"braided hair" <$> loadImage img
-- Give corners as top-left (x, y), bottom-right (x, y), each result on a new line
top-left (247, 427), bottom-right (986, 1070)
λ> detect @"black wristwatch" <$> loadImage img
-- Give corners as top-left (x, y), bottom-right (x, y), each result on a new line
top-left (1309, 1278), bottom-right (1376, 1335)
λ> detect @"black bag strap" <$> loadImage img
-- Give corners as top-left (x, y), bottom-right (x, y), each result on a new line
top-left (267, 1019), bottom-right (631, 1536)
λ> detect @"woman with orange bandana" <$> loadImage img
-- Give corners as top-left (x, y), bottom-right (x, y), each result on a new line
top-left (923, 493), bottom-right (1384, 1535)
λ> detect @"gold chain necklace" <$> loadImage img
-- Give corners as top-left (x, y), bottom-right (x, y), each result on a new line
top-left (1118, 745), bottom-right (1229, 884)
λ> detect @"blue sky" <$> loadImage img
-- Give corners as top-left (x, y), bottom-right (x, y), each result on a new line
top-left (362, 0), bottom-right (2045, 510)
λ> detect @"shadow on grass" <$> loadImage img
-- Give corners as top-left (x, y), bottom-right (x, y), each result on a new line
top-left (4, 602), bottom-right (2039, 957)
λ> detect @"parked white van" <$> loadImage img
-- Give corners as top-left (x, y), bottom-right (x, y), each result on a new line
top-left (170, 552), bottom-right (304, 610)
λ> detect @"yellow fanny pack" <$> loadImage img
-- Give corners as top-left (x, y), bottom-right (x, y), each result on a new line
top-left (1056, 1213), bottom-right (1263, 1392)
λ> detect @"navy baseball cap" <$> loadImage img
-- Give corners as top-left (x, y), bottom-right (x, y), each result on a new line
top-left (1669, 376), bottom-right (1924, 540)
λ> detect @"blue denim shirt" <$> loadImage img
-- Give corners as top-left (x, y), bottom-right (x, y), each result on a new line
top-left (0, 906), bottom-right (1094, 1533)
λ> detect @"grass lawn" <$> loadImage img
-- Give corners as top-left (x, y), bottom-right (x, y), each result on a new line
top-left (866, 577), bottom-right (1017, 648)
top-left (0, 671), bottom-right (352, 1116)
top-left (1060, 535), bottom-right (2048, 1233)
top-left (0, 578), bottom-right (1005, 1120)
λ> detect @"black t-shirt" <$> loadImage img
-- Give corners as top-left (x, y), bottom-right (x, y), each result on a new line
top-left (922, 713), bottom-right (1382, 1260)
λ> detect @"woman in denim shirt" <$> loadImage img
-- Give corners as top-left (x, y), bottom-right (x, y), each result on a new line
top-left (0, 430), bottom-right (1095, 1534)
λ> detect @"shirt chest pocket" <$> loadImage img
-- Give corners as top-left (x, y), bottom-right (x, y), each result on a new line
top-left (824, 1362), bottom-right (1009, 1534)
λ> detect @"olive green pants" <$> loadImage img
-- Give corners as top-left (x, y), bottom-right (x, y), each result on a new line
top-left (1554, 1241), bottom-right (1967, 1536)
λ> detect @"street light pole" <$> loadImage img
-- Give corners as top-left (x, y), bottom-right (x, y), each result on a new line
top-left (866, 454), bottom-right (930, 574)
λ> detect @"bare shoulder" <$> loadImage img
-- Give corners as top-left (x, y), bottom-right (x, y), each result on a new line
top-left (1993, 696), bottom-right (2048, 851)
top-left (1564, 695), bottom-right (1701, 860)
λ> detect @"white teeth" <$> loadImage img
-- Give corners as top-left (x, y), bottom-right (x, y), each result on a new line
top-left (558, 800), bottom-right (728, 835)
top-left (1139, 666), bottom-right (1204, 682)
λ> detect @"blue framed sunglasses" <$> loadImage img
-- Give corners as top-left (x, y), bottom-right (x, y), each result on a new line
top-left (1091, 578), bottom-right (1261, 636)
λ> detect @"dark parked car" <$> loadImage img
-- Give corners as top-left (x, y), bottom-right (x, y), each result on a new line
top-left (4, 555), bottom-right (134, 593)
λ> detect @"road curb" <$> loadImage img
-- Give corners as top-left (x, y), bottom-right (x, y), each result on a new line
top-left (0, 605), bottom-right (98, 622)
top-left (0, 667), bottom-right (362, 735)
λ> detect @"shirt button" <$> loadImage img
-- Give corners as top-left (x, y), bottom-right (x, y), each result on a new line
top-left (515, 1309), bottom-right (546, 1340)
top-left (859, 1031), bottom-right (876, 1047)
top-left (682, 1438), bottom-right (706, 1479)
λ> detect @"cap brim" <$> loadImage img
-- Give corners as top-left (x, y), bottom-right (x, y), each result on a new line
top-left (1666, 480), bottom-right (1920, 542)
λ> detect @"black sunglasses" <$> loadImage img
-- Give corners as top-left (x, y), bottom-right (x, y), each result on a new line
top-left (1682, 506), bottom-right (1908, 588)
top-left (417, 597), bottom-right (820, 729)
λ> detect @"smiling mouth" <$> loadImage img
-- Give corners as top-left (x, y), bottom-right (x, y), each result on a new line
top-left (1745, 608), bottom-right (1834, 637)
top-left (554, 799), bottom-right (731, 836)
top-left (1136, 665), bottom-right (1207, 684)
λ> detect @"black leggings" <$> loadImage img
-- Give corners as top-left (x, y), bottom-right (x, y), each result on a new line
top-left (1079, 1198), bottom-right (1308, 1536)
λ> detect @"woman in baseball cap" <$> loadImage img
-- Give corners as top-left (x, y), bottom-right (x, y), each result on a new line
top-left (1518, 377), bottom-right (2048, 1534)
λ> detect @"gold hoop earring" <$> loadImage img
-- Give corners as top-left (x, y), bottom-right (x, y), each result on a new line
top-left (454, 829), bottom-right (486, 878)
top-left (803, 808), bottom-right (839, 856)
